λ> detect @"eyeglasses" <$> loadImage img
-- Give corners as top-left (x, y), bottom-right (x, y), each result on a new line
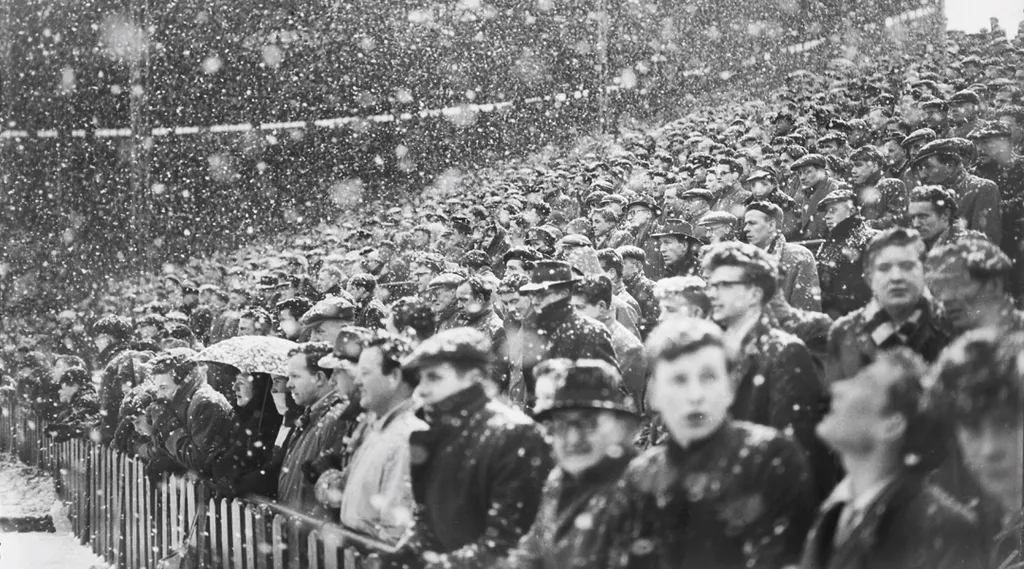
top-left (706, 279), bottom-right (749, 291)
top-left (547, 414), bottom-right (599, 434)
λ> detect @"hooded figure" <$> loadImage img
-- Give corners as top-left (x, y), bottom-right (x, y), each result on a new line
top-left (212, 369), bottom-right (283, 496)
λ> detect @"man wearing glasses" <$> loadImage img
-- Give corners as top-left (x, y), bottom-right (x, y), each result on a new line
top-left (702, 241), bottom-right (835, 501)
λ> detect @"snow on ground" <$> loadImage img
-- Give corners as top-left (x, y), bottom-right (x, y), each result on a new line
top-left (0, 455), bottom-right (108, 569)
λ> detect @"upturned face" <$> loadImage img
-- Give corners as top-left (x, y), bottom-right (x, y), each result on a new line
top-left (649, 345), bottom-right (733, 446)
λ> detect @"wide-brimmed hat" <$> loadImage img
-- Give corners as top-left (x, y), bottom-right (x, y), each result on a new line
top-left (650, 219), bottom-right (706, 243)
top-left (518, 260), bottom-right (582, 293)
top-left (535, 360), bottom-right (637, 421)
top-left (625, 197), bottom-right (662, 217)
top-left (402, 327), bottom-right (492, 371)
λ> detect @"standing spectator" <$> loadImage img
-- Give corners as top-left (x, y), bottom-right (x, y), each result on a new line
top-left (276, 296), bottom-right (312, 341)
top-left (620, 318), bottom-right (815, 568)
top-left (394, 328), bottom-right (554, 568)
top-left (348, 273), bottom-right (387, 330)
top-left (455, 276), bottom-right (508, 391)
top-left (928, 329), bottom-right (1024, 569)
top-left (623, 198), bottom-right (664, 280)
top-left (743, 201), bottom-right (822, 312)
top-left (703, 241), bottom-right (834, 499)
top-left (907, 186), bottom-right (986, 253)
top-left (339, 332), bottom-right (425, 543)
top-left (911, 139), bottom-right (1002, 244)
top-left (697, 211), bottom-right (739, 244)
top-left (426, 273), bottom-right (464, 332)
top-left (826, 228), bottom-right (951, 382)
top-left (848, 146), bottom-right (909, 230)
top-left (93, 315), bottom-right (155, 443)
top-left (970, 122), bottom-right (1024, 300)
top-left (791, 154), bottom-right (845, 240)
top-left (212, 368), bottom-right (283, 497)
top-left (278, 342), bottom-right (351, 519)
top-left (45, 367), bottom-right (100, 443)
top-left (146, 351), bottom-right (237, 478)
top-left (519, 261), bottom-right (618, 392)
top-left (300, 296), bottom-right (357, 344)
top-left (815, 190), bottom-right (877, 319)
top-left (801, 348), bottom-right (985, 569)
top-left (652, 276), bottom-right (711, 321)
top-left (570, 276), bottom-right (648, 410)
top-left (596, 249), bottom-right (642, 338)
top-left (709, 157), bottom-right (751, 214)
top-left (236, 307), bottom-right (273, 337)
top-left (590, 207), bottom-right (631, 250)
top-left (502, 360), bottom-right (640, 569)
top-left (617, 245), bottom-right (661, 339)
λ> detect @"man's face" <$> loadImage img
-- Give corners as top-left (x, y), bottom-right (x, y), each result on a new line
top-left (948, 102), bottom-right (975, 125)
top-left (278, 309), bottom-right (301, 340)
top-left (625, 207), bottom-right (652, 228)
top-left (570, 295), bottom-right (605, 322)
top-left (881, 140), bottom-right (907, 168)
top-left (498, 291), bottom-right (531, 322)
top-left (908, 201), bottom-right (948, 241)
top-left (924, 268), bottom-right (990, 331)
top-left (410, 264), bottom-right (436, 292)
top-left (286, 354), bottom-right (323, 407)
top-left (925, 109), bottom-right (947, 130)
top-left (153, 371), bottom-right (179, 401)
top-left (662, 190), bottom-right (683, 214)
top-left (866, 109), bottom-right (888, 131)
top-left (705, 266), bottom-right (756, 326)
top-left (742, 211), bottom-right (775, 249)
top-left (867, 244), bottom-right (925, 313)
top-left (818, 140), bottom-right (841, 156)
top-left (658, 236), bottom-right (690, 265)
top-left (850, 159), bottom-right (879, 185)
top-left (529, 287), bottom-right (566, 313)
top-left (680, 198), bottom-right (709, 221)
top-left (456, 283), bottom-right (483, 316)
top-left (823, 201), bottom-right (856, 232)
top-left (916, 156), bottom-right (955, 184)
top-left (749, 180), bottom-right (773, 197)
top-left (415, 362), bottom-right (472, 406)
top-left (237, 317), bottom-right (257, 337)
top-left (658, 297), bottom-right (702, 321)
top-left (355, 347), bottom-right (395, 415)
top-left (815, 361), bottom-right (896, 453)
top-left (621, 259), bottom-right (642, 280)
top-left (233, 372), bottom-right (255, 407)
top-left (956, 409), bottom-right (1023, 510)
top-left (795, 166), bottom-right (825, 189)
top-left (330, 364), bottom-right (359, 399)
top-left (590, 215), bottom-right (615, 237)
top-left (650, 345), bottom-right (734, 446)
top-left (308, 319), bottom-right (348, 345)
top-left (778, 153), bottom-right (796, 174)
top-left (94, 333), bottom-right (114, 354)
top-left (975, 138), bottom-right (1009, 164)
top-left (997, 115), bottom-right (1023, 145)
top-left (429, 286), bottom-right (457, 314)
top-left (138, 325), bottom-right (160, 342)
top-left (547, 410), bottom-right (629, 476)
top-left (505, 260), bottom-right (528, 278)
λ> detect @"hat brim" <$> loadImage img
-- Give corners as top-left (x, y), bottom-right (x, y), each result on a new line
top-left (535, 400), bottom-right (639, 422)
top-left (518, 278), bottom-right (579, 293)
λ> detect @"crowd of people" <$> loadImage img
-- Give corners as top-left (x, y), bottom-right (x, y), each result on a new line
top-left (1, 18), bottom-right (1023, 569)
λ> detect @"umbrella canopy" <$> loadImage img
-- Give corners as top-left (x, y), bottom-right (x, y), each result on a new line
top-left (194, 336), bottom-right (298, 376)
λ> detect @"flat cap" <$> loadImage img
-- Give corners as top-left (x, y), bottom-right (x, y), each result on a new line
top-left (816, 189), bottom-right (857, 212)
top-left (402, 327), bottom-right (492, 371)
top-left (696, 211), bottom-right (738, 227)
top-left (744, 169), bottom-right (776, 184)
top-left (901, 128), bottom-right (937, 148)
top-left (626, 197), bottom-right (662, 217)
top-left (426, 273), bottom-right (464, 291)
top-left (790, 153), bottom-right (827, 171)
top-left (817, 132), bottom-right (848, 146)
top-left (651, 219), bottom-right (706, 242)
top-left (920, 98), bottom-right (948, 112)
top-left (967, 122), bottom-right (1012, 141)
top-left (849, 145), bottom-right (885, 164)
top-left (949, 90), bottom-right (981, 106)
top-left (925, 239), bottom-right (1012, 281)
top-left (300, 296), bottom-right (355, 326)
top-left (557, 234), bottom-right (593, 249)
top-left (745, 201), bottom-right (785, 224)
top-left (679, 188), bottom-right (716, 203)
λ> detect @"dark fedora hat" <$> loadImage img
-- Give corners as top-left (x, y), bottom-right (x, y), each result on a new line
top-left (518, 260), bottom-right (581, 293)
top-left (650, 218), bottom-right (706, 243)
top-left (535, 359), bottom-right (637, 421)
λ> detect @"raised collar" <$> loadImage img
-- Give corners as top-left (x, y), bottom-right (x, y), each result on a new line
top-left (828, 215), bottom-right (863, 241)
top-left (853, 170), bottom-right (883, 189)
top-left (535, 298), bottom-right (574, 329)
top-left (421, 383), bottom-right (488, 424)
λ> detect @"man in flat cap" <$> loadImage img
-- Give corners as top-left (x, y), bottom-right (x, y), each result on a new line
top-left (708, 157), bottom-right (751, 214)
top-left (677, 188), bottom-right (715, 225)
top-left (426, 273), bottom-right (464, 333)
top-left (394, 328), bottom-right (553, 568)
top-left (504, 359), bottom-right (640, 568)
top-left (921, 98), bottom-right (951, 137)
top-left (896, 128), bottom-right (938, 189)
top-left (970, 121), bottom-right (1024, 299)
top-left (791, 153), bottom-right (846, 240)
top-left (815, 190), bottom-right (877, 319)
top-left (849, 145), bottom-right (909, 230)
top-left (300, 296), bottom-right (356, 345)
top-left (907, 185), bottom-right (986, 254)
top-left (949, 89), bottom-right (985, 138)
top-left (744, 201), bottom-right (822, 312)
top-left (623, 197), bottom-right (664, 280)
top-left (911, 138), bottom-right (1002, 244)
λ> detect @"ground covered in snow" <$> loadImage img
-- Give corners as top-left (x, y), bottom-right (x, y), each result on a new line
top-left (0, 454), bottom-right (106, 569)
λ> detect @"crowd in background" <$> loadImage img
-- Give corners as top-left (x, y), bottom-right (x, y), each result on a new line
top-left (1, 17), bottom-right (1023, 569)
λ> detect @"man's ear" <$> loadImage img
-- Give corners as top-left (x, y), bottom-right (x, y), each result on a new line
top-left (315, 370), bottom-right (331, 387)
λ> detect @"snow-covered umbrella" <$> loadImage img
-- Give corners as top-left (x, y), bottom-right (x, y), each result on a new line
top-left (194, 336), bottom-right (298, 376)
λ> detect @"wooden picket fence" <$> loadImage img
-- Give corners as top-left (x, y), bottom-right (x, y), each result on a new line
top-left (1, 396), bottom-right (386, 569)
